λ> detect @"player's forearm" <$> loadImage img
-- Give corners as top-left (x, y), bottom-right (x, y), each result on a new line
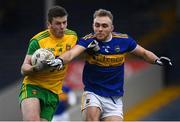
top-left (132, 45), bottom-right (159, 64)
top-left (143, 50), bottom-right (159, 64)
top-left (60, 50), bottom-right (75, 64)
top-left (21, 64), bottom-right (36, 76)
top-left (60, 45), bottom-right (85, 64)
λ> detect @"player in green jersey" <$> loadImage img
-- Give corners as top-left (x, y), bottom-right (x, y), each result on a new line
top-left (19, 6), bottom-right (77, 121)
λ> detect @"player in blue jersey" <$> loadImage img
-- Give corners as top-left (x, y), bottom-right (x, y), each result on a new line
top-left (47, 9), bottom-right (172, 121)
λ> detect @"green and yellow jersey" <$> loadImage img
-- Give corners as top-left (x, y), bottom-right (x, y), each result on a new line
top-left (23, 29), bottom-right (77, 94)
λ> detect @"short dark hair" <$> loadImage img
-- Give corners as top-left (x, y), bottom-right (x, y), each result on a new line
top-left (48, 6), bottom-right (68, 23)
top-left (93, 9), bottom-right (113, 22)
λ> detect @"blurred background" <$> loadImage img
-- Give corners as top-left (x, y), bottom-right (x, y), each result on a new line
top-left (0, 0), bottom-right (180, 121)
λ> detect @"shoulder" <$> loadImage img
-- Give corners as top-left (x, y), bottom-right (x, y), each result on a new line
top-left (76, 33), bottom-right (95, 47)
top-left (112, 32), bottom-right (137, 45)
top-left (31, 30), bottom-right (50, 42)
top-left (112, 32), bottom-right (136, 42)
top-left (28, 30), bottom-right (50, 48)
top-left (82, 33), bottom-right (95, 40)
top-left (112, 32), bottom-right (129, 39)
top-left (65, 29), bottom-right (77, 36)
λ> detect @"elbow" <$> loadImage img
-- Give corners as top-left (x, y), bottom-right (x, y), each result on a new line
top-left (21, 66), bottom-right (29, 76)
top-left (21, 69), bottom-right (26, 76)
top-left (21, 66), bottom-right (24, 75)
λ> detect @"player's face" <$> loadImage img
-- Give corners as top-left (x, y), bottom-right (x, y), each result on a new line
top-left (48, 16), bottom-right (67, 38)
top-left (93, 16), bottom-right (114, 41)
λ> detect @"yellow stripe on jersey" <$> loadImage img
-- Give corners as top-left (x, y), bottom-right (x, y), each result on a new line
top-left (82, 33), bottom-right (128, 40)
top-left (82, 33), bottom-right (95, 40)
top-left (112, 33), bottom-right (128, 38)
top-left (86, 53), bottom-right (126, 67)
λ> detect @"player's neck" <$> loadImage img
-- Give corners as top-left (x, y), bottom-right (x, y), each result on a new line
top-left (49, 29), bottom-right (64, 39)
top-left (104, 33), bottom-right (112, 42)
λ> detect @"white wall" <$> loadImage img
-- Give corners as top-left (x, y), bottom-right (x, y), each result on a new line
top-left (0, 81), bottom-right (22, 121)
top-left (123, 65), bottom-right (163, 111)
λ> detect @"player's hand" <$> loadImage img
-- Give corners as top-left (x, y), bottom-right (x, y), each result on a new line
top-left (47, 57), bottom-right (64, 70)
top-left (32, 60), bottom-right (49, 72)
top-left (155, 57), bottom-right (172, 66)
top-left (87, 40), bottom-right (100, 51)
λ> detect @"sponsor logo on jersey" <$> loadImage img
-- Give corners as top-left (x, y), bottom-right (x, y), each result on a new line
top-left (87, 53), bottom-right (125, 66)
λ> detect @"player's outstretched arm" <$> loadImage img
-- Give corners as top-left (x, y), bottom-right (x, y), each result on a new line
top-left (47, 45), bottom-right (86, 69)
top-left (61, 45), bottom-right (86, 63)
top-left (131, 45), bottom-right (172, 66)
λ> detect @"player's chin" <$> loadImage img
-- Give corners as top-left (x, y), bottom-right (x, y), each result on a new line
top-left (55, 30), bottom-right (64, 37)
top-left (55, 32), bottom-right (64, 38)
top-left (96, 36), bottom-right (106, 41)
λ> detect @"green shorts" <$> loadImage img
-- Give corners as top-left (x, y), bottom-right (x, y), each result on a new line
top-left (19, 84), bottom-right (59, 121)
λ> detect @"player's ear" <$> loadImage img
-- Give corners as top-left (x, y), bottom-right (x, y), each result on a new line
top-left (111, 25), bottom-right (114, 31)
top-left (47, 22), bottom-right (51, 29)
top-left (92, 23), bottom-right (95, 29)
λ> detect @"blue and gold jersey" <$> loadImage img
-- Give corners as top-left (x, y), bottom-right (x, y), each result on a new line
top-left (77, 32), bottom-right (137, 96)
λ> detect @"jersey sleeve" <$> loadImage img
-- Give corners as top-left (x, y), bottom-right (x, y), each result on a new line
top-left (70, 35), bottom-right (78, 47)
top-left (27, 39), bottom-right (40, 55)
top-left (127, 36), bottom-right (137, 52)
top-left (77, 38), bottom-right (92, 48)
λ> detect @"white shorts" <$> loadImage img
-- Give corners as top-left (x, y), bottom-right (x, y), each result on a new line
top-left (81, 91), bottom-right (123, 119)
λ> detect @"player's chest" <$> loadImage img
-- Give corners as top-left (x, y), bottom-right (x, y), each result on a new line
top-left (40, 38), bottom-right (72, 56)
top-left (97, 41), bottom-right (123, 54)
